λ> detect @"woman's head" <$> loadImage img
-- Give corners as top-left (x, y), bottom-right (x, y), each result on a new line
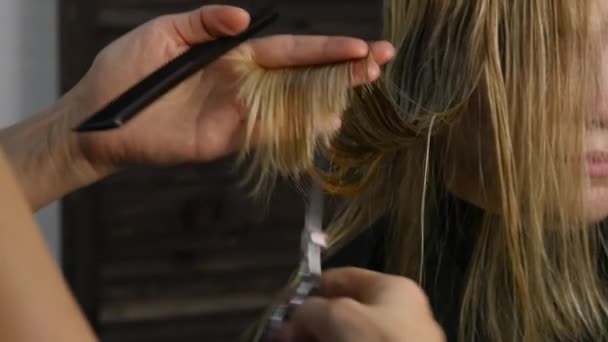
top-left (321, 0), bottom-right (608, 340)
top-left (442, 0), bottom-right (608, 225)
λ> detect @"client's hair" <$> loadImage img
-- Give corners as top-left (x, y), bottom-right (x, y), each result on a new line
top-left (225, 47), bottom-right (362, 195)
top-left (235, 1), bottom-right (608, 341)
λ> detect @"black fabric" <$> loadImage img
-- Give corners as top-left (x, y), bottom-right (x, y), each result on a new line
top-left (421, 195), bottom-right (482, 341)
top-left (323, 221), bottom-right (387, 272)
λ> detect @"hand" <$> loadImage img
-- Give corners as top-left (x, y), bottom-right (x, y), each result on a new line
top-left (69, 5), bottom-right (395, 172)
top-left (0, 5), bottom-right (395, 209)
top-left (284, 267), bottom-right (446, 342)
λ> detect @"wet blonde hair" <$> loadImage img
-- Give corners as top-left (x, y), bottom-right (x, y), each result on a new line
top-left (225, 47), bottom-right (361, 195)
top-left (236, 0), bottom-right (608, 341)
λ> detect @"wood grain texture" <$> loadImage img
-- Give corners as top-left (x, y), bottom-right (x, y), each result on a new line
top-left (59, 0), bottom-right (383, 340)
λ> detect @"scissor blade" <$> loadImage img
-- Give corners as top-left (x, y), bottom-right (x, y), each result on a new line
top-left (304, 179), bottom-right (324, 234)
top-left (300, 178), bottom-right (325, 278)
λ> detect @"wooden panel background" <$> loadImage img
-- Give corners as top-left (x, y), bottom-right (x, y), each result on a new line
top-left (59, 1), bottom-right (383, 341)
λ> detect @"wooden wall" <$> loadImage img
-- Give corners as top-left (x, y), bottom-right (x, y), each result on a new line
top-left (59, 1), bottom-right (383, 341)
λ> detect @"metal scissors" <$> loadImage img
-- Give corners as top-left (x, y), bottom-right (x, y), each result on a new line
top-left (264, 178), bottom-right (327, 341)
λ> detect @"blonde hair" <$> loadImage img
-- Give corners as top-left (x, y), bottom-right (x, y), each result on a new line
top-left (225, 47), bottom-right (362, 196)
top-left (236, 1), bottom-right (608, 341)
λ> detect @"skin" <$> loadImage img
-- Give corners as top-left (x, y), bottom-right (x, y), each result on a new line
top-left (0, 151), bottom-right (97, 342)
top-left (0, 4), bottom-right (443, 342)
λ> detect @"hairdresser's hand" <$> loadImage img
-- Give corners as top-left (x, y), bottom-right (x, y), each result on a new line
top-left (283, 267), bottom-right (445, 342)
top-left (74, 5), bottom-right (394, 170)
top-left (0, 5), bottom-right (395, 209)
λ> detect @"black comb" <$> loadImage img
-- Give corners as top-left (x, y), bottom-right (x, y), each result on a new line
top-left (75, 6), bottom-right (279, 132)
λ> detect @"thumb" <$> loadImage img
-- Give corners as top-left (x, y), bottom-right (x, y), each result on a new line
top-left (288, 297), bottom-right (333, 342)
top-left (166, 5), bottom-right (251, 46)
top-left (320, 267), bottom-right (386, 303)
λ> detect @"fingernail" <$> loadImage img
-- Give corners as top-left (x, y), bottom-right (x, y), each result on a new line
top-left (386, 44), bottom-right (396, 59)
top-left (368, 63), bottom-right (380, 80)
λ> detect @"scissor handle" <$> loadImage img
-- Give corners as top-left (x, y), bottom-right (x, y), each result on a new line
top-left (263, 272), bottom-right (321, 341)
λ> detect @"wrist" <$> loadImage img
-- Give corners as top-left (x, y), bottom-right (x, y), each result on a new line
top-left (0, 91), bottom-right (112, 210)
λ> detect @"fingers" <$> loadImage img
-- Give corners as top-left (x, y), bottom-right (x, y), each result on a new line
top-left (319, 267), bottom-right (386, 303)
top-left (167, 5), bottom-right (251, 45)
top-left (321, 267), bottom-right (432, 315)
top-left (247, 35), bottom-right (395, 69)
top-left (351, 40), bottom-right (396, 84)
top-left (288, 296), bottom-right (368, 342)
top-left (285, 298), bottom-right (331, 342)
top-left (161, 6), bottom-right (397, 81)
top-left (372, 40), bottom-right (397, 65)
top-left (248, 35), bottom-right (367, 67)
top-left (320, 267), bottom-right (421, 304)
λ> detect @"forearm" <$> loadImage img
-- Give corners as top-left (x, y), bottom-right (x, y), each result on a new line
top-left (0, 147), bottom-right (97, 341)
top-left (0, 92), bottom-right (104, 210)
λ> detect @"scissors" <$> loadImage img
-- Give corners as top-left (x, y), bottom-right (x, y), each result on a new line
top-left (264, 178), bottom-right (327, 341)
